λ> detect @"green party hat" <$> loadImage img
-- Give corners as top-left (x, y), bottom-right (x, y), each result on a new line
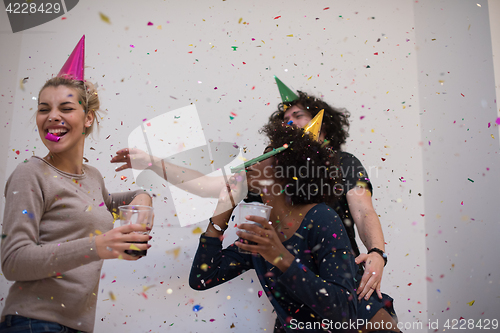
top-left (274, 76), bottom-right (298, 102)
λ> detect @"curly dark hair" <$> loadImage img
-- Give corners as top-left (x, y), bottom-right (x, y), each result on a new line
top-left (259, 121), bottom-right (341, 206)
top-left (268, 91), bottom-right (350, 151)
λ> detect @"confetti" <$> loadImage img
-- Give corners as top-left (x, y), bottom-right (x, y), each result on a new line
top-left (109, 291), bottom-right (116, 301)
top-left (129, 244), bottom-right (141, 251)
top-left (274, 15), bottom-right (281, 19)
top-left (192, 227), bottom-right (203, 234)
top-left (99, 12), bottom-right (111, 24)
top-left (166, 246), bottom-right (181, 259)
top-left (258, 291), bottom-right (263, 298)
top-left (147, 21), bottom-right (153, 26)
top-left (467, 178), bottom-right (474, 183)
top-left (467, 300), bottom-right (475, 306)
top-left (120, 176), bottom-right (127, 180)
top-left (193, 304), bottom-right (203, 312)
top-left (496, 117), bottom-right (500, 125)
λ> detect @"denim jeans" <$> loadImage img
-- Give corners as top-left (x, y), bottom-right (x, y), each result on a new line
top-left (0, 315), bottom-right (81, 333)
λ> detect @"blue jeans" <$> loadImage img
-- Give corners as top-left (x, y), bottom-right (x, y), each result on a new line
top-left (0, 315), bottom-right (81, 333)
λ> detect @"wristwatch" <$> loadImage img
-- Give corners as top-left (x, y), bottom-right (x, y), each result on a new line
top-left (368, 247), bottom-right (387, 266)
top-left (209, 217), bottom-right (228, 232)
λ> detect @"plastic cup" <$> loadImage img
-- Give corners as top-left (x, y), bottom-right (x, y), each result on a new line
top-left (237, 202), bottom-right (272, 254)
top-left (118, 205), bottom-right (154, 256)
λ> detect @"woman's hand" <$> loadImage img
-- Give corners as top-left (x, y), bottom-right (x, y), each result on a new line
top-left (235, 215), bottom-right (294, 273)
top-left (110, 148), bottom-right (159, 172)
top-left (95, 224), bottom-right (151, 260)
top-left (205, 175), bottom-right (244, 237)
top-left (213, 171), bottom-right (246, 217)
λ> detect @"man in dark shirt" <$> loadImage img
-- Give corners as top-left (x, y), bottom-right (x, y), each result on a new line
top-left (251, 77), bottom-right (388, 301)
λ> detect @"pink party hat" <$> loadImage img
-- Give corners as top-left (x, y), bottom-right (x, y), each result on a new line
top-left (57, 35), bottom-right (85, 80)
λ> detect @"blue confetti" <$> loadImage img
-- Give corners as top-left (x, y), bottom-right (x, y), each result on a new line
top-left (193, 304), bottom-right (203, 312)
top-left (22, 210), bottom-right (28, 214)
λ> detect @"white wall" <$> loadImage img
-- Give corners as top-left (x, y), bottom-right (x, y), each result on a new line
top-left (0, 1), bottom-right (498, 332)
top-left (414, 0), bottom-right (500, 329)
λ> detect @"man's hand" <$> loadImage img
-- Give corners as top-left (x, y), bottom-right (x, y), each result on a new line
top-left (355, 252), bottom-right (384, 300)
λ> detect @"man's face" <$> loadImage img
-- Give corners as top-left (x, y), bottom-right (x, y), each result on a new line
top-left (283, 105), bottom-right (312, 128)
top-left (283, 104), bottom-right (326, 142)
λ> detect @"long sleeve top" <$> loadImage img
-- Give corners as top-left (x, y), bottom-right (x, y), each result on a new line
top-left (190, 203), bottom-right (374, 332)
top-left (1, 157), bottom-right (144, 332)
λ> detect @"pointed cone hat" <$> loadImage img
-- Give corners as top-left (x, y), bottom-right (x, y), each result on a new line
top-left (57, 35), bottom-right (85, 81)
top-left (274, 76), bottom-right (298, 103)
top-left (303, 109), bottom-right (324, 141)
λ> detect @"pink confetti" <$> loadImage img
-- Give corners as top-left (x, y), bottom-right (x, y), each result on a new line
top-left (360, 116), bottom-right (365, 120)
top-left (130, 45), bottom-right (135, 48)
top-left (101, 273), bottom-right (106, 279)
top-left (147, 22), bottom-right (153, 26)
top-left (332, 233), bottom-right (337, 238)
top-left (99, 202), bottom-right (105, 207)
top-left (258, 291), bottom-right (263, 298)
top-left (426, 277), bottom-right (433, 282)
top-left (141, 292), bottom-right (148, 299)
top-left (496, 117), bottom-right (500, 125)
top-left (112, 280), bottom-right (116, 283)
top-left (209, 319), bottom-right (215, 322)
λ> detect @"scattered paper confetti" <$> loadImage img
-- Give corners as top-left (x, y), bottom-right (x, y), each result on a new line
top-left (166, 246), bottom-right (181, 259)
top-left (109, 291), bottom-right (116, 301)
top-left (467, 300), bottom-right (475, 306)
top-left (99, 12), bottom-right (111, 24)
top-left (192, 227), bottom-right (203, 234)
top-left (193, 304), bottom-right (203, 312)
top-left (129, 244), bottom-right (141, 251)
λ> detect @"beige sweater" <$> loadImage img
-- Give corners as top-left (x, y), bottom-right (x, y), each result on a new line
top-left (1, 157), bottom-right (144, 332)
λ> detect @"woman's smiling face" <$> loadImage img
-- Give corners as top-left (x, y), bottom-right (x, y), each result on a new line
top-left (36, 85), bottom-right (93, 155)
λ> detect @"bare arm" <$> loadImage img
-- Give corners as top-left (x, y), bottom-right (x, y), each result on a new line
top-left (111, 148), bottom-right (227, 198)
top-left (346, 186), bottom-right (386, 300)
